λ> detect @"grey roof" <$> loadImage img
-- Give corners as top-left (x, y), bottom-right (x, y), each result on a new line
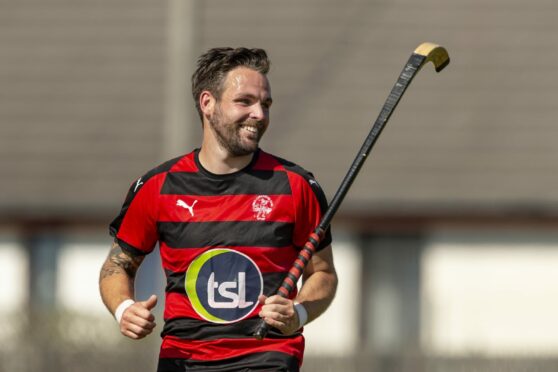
top-left (2, 0), bottom-right (558, 220)
top-left (0, 0), bottom-right (166, 218)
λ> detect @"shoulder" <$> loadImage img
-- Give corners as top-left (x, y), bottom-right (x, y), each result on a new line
top-left (132, 151), bottom-right (196, 193)
top-left (257, 150), bottom-right (316, 183)
top-left (257, 150), bottom-right (326, 198)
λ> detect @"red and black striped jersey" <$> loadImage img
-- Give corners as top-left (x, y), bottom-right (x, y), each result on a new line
top-left (109, 148), bottom-right (332, 368)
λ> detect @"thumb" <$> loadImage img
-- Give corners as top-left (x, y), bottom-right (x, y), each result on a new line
top-left (140, 294), bottom-right (158, 310)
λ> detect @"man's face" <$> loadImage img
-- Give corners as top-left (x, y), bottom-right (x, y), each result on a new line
top-left (207, 67), bottom-right (272, 157)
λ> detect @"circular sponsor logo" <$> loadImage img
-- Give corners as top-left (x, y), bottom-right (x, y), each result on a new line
top-left (185, 249), bottom-right (263, 323)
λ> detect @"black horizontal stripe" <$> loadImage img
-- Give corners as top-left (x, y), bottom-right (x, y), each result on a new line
top-left (161, 317), bottom-right (301, 341)
top-left (157, 351), bottom-right (299, 371)
top-left (158, 221), bottom-right (294, 248)
top-left (165, 270), bottom-right (286, 296)
top-left (161, 170), bottom-right (291, 196)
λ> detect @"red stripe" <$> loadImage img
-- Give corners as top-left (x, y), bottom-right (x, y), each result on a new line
top-left (160, 244), bottom-right (299, 274)
top-left (288, 268), bottom-right (302, 281)
top-left (285, 170), bottom-right (325, 249)
top-left (158, 194), bottom-right (294, 223)
top-left (304, 242), bottom-right (317, 252)
top-left (252, 151), bottom-right (285, 171)
top-left (312, 231), bottom-right (323, 241)
top-left (116, 172), bottom-right (167, 253)
top-left (169, 152), bottom-right (198, 172)
top-left (294, 259), bottom-right (306, 270)
top-left (159, 335), bottom-right (304, 363)
top-left (283, 276), bottom-right (295, 289)
top-left (164, 292), bottom-right (198, 319)
top-left (299, 248), bottom-right (311, 262)
top-left (289, 266), bottom-right (302, 277)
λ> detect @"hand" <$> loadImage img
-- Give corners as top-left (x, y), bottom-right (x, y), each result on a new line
top-left (120, 295), bottom-right (158, 340)
top-left (258, 295), bottom-right (300, 335)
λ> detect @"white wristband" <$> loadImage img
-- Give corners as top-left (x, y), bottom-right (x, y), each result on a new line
top-left (294, 302), bottom-right (308, 328)
top-left (114, 299), bottom-right (135, 324)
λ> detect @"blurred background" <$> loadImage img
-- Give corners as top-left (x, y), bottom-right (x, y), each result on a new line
top-left (1, 0), bottom-right (558, 371)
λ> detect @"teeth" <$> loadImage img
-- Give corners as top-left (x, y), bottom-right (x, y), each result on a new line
top-left (243, 126), bottom-right (257, 133)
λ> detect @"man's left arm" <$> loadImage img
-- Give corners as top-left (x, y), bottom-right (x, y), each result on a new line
top-left (258, 245), bottom-right (337, 335)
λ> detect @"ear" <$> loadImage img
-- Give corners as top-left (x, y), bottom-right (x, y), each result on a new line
top-left (199, 91), bottom-right (216, 118)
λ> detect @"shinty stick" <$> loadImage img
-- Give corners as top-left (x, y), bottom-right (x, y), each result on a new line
top-left (254, 42), bottom-right (450, 340)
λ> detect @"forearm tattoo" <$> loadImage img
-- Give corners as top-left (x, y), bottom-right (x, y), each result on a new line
top-left (99, 241), bottom-right (144, 283)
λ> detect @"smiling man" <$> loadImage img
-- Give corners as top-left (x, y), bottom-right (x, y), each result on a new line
top-left (99, 47), bottom-right (337, 372)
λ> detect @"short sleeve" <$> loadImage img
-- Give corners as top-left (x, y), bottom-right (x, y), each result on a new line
top-left (109, 174), bottom-right (163, 255)
top-left (290, 173), bottom-right (332, 251)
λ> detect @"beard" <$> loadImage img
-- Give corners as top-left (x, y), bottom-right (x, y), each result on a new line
top-left (208, 104), bottom-right (266, 157)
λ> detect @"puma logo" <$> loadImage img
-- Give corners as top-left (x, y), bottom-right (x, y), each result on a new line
top-left (134, 178), bottom-right (144, 192)
top-left (177, 199), bottom-right (198, 217)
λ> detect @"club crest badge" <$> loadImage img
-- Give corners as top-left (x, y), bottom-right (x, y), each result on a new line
top-left (252, 195), bottom-right (274, 221)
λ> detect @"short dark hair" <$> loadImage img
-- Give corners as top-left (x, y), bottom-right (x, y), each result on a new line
top-left (191, 47), bottom-right (271, 120)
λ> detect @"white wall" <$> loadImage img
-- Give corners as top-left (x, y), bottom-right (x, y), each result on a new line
top-left (56, 241), bottom-right (109, 315)
top-left (0, 237), bottom-right (28, 346)
top-left (304, 234), bottom-right (361, 356)
top-left (0, 239), bottom-right (28, 313)
top-left (422, 230), bottom-right (558, 356)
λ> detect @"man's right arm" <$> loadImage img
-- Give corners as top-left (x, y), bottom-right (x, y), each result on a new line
top-left (99, 240), bottom-right (157, 339)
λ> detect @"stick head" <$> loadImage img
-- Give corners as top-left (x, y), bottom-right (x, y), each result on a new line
top-left (414, 42), bottom-right (450, 72)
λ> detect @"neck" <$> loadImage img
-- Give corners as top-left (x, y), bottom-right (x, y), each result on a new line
top-left (198, 135), bottom-right (255, 174)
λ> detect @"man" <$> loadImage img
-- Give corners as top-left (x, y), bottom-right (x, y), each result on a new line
top-left (99, 47), bottom-right (337, 371)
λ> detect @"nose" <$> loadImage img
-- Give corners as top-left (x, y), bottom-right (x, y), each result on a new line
top-left (250, 103), bottom-right (266, 121)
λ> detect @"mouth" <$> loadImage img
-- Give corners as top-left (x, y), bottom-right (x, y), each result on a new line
top-left (240, 124), bottom-right (260, 138)
top-left (241, 125), bottom-right (258, 134)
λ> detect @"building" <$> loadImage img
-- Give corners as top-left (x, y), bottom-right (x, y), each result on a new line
top-left (2, 1), bottom-right (558, 371)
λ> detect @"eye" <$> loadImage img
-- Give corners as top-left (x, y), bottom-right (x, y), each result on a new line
top-left (235, 98), bottom-right (251, 106)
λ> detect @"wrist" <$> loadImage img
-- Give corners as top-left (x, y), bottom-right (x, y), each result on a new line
top-left (114, 299), bottom-right (135, 324)
top-left (294, 302), bottom-right (308, 328)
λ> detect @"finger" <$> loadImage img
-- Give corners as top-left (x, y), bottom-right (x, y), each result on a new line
top-left (263, 311), bottom-right (291, 323)
top-left (140, 294), bottom-right (158, 310)
top-left (121, 309), bottom-right (156, 332)
top-left (259, 302), bottom-right (298, 334)
top-left (261, 301), bottom-right (294, 317)
top-left (127, 304), bottom-right (155, 322)
top-left (122, 327), bottom-right (151, 340)
top-left (121, 323), bottom-right (145, 339)
top-left (260, 311), bottom-right (300, 336)
top-left (265, 302), bottom-right (296, 319)
top-left (122, 321), bottom-right (155, 337)
top-left (127, 315), bottom-right (157, 330)
top-left (122, 329), bottom-right (140, 340)
top-left (132, 309), bottom-right (156, 324)
top-left (258, 295), bottom-right (267, 305)
top-left (264, 295), bottom-right (290, 306)
top-left (259, 305), bottom-right (293, 324)
top-left (261, 315), bottom-right (288, 332)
